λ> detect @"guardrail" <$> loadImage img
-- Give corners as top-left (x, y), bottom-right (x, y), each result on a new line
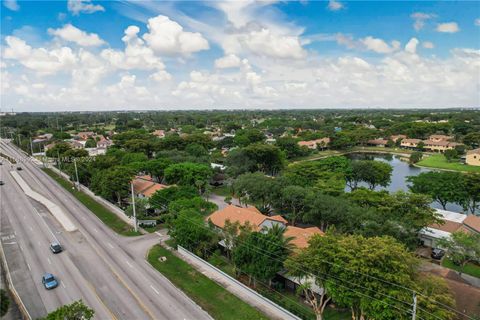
top-left (177, 245), bottom-right (301, 320)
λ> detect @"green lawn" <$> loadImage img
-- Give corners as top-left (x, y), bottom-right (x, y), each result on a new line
top-left (417, 154), bottom-right (480, 173)
top-left (147, 245), bottom-right (269, 320)
top-left (42, 168), bottom-right (141, 236)
top-left (442, 259), bottom-right (480, 279)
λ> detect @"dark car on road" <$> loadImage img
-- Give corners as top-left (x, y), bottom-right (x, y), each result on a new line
top-left (0, 181), bottom-right (4, 186)
top-left (16, 166), bottom-right (22, 170)
top-left (50, 242), bottom-right (63, 254)
top-left (431, 248), bottom-right (445, 260)
top-left (42, 273), bottom-right (58, 290)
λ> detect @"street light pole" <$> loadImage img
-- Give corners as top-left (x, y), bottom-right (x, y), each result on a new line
top-left (131, 182), bottom-right (138, 232)
top-left (73, 158), bottom-right (80, 191)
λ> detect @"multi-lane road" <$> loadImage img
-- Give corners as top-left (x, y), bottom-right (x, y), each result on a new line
top-left (0, 140), bottom-right (212, 320)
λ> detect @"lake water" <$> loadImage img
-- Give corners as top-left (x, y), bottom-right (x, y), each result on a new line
top-left (344, 153), bottom-right (466, 213)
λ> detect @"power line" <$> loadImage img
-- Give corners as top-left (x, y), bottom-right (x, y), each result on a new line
top-left (173, 212), bottom-right (472, 320)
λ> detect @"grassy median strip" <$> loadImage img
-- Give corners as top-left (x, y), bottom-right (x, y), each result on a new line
top-left (147, 245), bottom-right (269, 320)
top-left (42, 168), bottom-right (140, 236)
top-left (417, 154), bottom-right (480, 173)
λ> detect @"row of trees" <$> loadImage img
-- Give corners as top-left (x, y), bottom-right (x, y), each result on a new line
top-left (408, 171), bottom-right (480, 214)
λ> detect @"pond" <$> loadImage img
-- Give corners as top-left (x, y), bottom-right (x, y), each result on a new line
top-left (344, 152), bottom-right (466, 213)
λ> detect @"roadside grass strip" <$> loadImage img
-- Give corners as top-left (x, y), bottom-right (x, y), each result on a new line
top-left (147, 245), bottom-right (269, 320)
top-left (42, 168), bottom-right (140, 236)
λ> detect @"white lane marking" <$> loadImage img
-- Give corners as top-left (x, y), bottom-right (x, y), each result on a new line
top-left (29, 226), bottom-right (33, 231)
top-left (61, 282), bottom-right (66, 289)
top-left (27, 263), bottom-right (31, 271)
top-left (32, 207), bottom-right (59, 243)
top-left (107, 242), bottom-right (114, 249)
top-left (93, 228), bottom-right (98, 233)
top-left (150, 285), bottom-right (159, 295)
top-left (47, 258), bottom-right (51, 265)
top-left (126, 260), bottom-right (133, 268)
top-left (82, 216), bottom-right (87, 221)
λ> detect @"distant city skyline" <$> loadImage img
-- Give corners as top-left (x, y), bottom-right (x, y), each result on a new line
top-left (1, 0), bottom-right (479, 111)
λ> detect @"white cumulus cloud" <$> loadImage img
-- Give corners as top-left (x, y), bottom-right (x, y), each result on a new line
top-left (327, 0), bottom-right (344, 11)
top-left (436, 22), bottom-right (460, 33)
top-left (423, 41), bottom-right (434, 49)
top-left (405, 38), bottom-right (419, 54)
top-left (143, 15), bottom-right (209, 55)
top-left (3, 0), bottom-right (19, 11)
top-left (48, 24), bottom-right (105, 47)
top-left (360, 36), bottom-right (400, 54)
top-left (215, 54), bottom-right (242, 69)
top-left (67, 0), bottom-right (104, 15)
top-left (410, 12), bottom-right (436, 31)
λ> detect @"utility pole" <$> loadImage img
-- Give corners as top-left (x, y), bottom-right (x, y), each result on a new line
top-left (57, 150), bottom-right (62, 172)
top-left (17, 134), bottom-right (21, 147)
top-left (73, 158), bottom-right (80, 191)
top-left (412, 292), bottom-right (417, 320)
top-left (131, 182), bottom-right (138, 232)
top-left (29, 137), bottom-right (34, 155)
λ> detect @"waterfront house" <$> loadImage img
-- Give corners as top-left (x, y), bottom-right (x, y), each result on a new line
top-left (419, 209), bottom-right (480, 248)
top-left (400, 138), bottom-right (422, 149)
top-left (466, 148), bottom-right (480, 166)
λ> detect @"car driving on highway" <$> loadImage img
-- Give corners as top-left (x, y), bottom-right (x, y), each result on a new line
top-left (42, 273), bottom-right (58, 290)
top-left (0, 181), bottom-right (4, 186)
top-left (50, 242), bottom-right (63, 254)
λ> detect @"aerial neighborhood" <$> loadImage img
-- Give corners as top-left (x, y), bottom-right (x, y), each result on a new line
top-left (1, 109), bottom-right (479, 320)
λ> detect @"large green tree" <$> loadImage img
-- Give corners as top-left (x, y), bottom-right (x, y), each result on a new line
top-left (40, 300), bottom-right (94, 320)
top-left (169, 209), bottom-right (217, 258)
top-left (346, 160), bottom-right (393, 190)
top-left (90, 166), bottom-right (135, 205)
top-left (232, 225), bottom-right (292, 287)
top-left (408, 171), bottom-right (464, 210)
top-left (164, 162), bottom-right (213, 192)
top-left (437, 231), bottom-right (480, 274)
top-left (286, 233), bottom-right (419, 320)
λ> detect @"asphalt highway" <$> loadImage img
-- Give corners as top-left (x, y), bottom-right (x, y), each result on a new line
top-left (0, 140), bottom-right (211, 320)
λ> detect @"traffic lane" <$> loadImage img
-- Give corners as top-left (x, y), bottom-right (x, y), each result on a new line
top-left (2, 142), bottom-right (212, 320)
top-left (12, 165), bottom-right (153, 320)
top-left (11, 146), bottom-right (212, 320)
top-left (1, 165), bottom-right (114, 319)
top-left (0, 199), bottom-right (47, 319)
top-left (17, 163), bottom-right (178, 320)
top-left (1, 179), bottom-right (65, 312)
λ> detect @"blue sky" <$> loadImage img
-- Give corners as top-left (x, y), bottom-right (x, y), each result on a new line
top-left (1, 0), bottom-right (479, 111)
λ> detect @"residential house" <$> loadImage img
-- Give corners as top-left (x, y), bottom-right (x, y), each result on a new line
top-left (152, 130), bottom-right (166, 138)
top-left (132, 175), bottom-right (168, 198)
top-left (428, 135), bottom-right (453, 142)
top-left (400, 138), bottom-right (422, 149)
top-left (422, 140), bottom-right (462, 153)
top-left (69, 140), bottom-right (86, 149)
top-left (77, 131), bottom-right (95, 140)
top-left (96, 138), bottom-right (113, 149)
top-left (466, 148), bottom-right (480, 166)
top-left (297, 137), bottom-right (330, 150)
top-left (419, 209), bottom-right (480, 248)
top-left (390, 135), bottom-right (406, 143)
top-left (265, 138), bottom-right (276, 144)
top-left (367, 139), bottom-right (389, 147)
top-left (207, 205), bottom-right (323, 249)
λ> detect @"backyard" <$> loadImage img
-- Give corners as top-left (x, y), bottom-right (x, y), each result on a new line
top-left (417, 154), bottom-right (480, 173)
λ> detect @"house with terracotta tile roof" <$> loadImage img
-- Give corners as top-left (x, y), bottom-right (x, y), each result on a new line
top-left (400, 138), bottom-right (422, 149)
top-left (207, 205), bottom-right (323, 249)
top-left (422, 140), bottom-right (462, 153)
top-left (152, 130), bottom-right (166, 138)
top-left (428, 134), bottom-right (453, 142)
top-left (131, 175), bottom-right (168, 198)
top-left (297, 137), bottom-right (330, 150)
top-left (367, 138), bottom-right (389, 147)
top-left (390, 135), bottom-right (406, 143)
top-left (419, 209), bottom-right (480, 248)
